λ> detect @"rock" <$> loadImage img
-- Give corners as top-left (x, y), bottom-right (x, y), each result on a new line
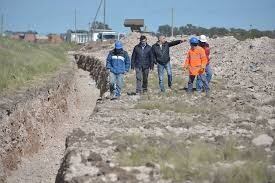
top-left (252, 134), bottom-right (274, 147)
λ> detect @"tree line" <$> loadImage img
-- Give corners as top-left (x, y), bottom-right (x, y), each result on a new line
top-left (158, 24), bottom-right (275, 40)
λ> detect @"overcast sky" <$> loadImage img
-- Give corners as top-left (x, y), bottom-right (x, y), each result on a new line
top-left (0, 0), bottom-right (275, 34)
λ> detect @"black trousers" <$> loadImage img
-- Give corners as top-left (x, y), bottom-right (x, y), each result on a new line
top-left (135, 67), bottom-right (150, 93)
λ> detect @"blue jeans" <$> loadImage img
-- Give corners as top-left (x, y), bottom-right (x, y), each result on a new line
top-left (188, 74), bottom-right (209, 93)
top-left (196, 64), bottom-right (212, 91)
top-left (205, 64), bottom-right (212, 83)
top-left (109, 72), bottom-right (124, 97)
top-left (157, 63), bottom-right (172, 92)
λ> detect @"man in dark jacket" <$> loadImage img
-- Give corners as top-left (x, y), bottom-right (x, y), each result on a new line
top-left (131, 35), bottom-right (154, 94)
top-left (106, 41), bottom-right (130, 100)
top-left (152, 35), bottom-right (185, 92)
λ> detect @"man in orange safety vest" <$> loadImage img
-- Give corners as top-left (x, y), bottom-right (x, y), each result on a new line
top-left (183, 37), bottom-right (210, 94)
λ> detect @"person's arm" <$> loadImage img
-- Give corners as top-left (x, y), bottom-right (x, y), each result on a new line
top-left (205, 47), bottom-right (210, 61)
top-left (200, 49), bottom-right (207, 68)
top-left (168, 40), bottom-right (182, 47)
top-left (106, 52), bottom-right (112, 70)
top-left (131, 46), bottom-right (136, 70)
top-left (149, 48), bottom-right (154, 70)
top-left (151, 46), bottom-right (157, 64)
top-left (183, 51), bottom-right (190, 69)
top-left (124, 52), bottom-right (131, 72)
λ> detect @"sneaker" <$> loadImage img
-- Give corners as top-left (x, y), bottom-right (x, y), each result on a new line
top-left (111, 96), bottom-right (120, 100)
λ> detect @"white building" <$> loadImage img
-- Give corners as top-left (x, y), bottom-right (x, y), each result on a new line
top-left (66, 30), bottom-right (90, 44)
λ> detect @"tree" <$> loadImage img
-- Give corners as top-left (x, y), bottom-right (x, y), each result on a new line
top-left (91, 21), bottom-right (111, 30)
top-left (157, 24), bottom-right (275, 40)
top-left (158, 24), bottom-right (171, 36)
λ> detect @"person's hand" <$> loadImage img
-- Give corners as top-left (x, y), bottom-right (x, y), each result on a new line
top-left (199, 66), bottom-right (205, 73)
top-left (182, 66), bottom-right (188, 73)
top-left (183, 65), bottom-right (188, 70)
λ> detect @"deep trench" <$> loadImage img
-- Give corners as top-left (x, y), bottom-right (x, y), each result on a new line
top-left (0, 54), bottom-right (108, 183)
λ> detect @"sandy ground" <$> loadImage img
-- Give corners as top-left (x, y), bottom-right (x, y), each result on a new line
top-left (6, 68), bottom-right (99, 183)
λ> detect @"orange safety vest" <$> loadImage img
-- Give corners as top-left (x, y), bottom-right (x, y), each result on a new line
top-left (183, 46), bottom-right (207, 76)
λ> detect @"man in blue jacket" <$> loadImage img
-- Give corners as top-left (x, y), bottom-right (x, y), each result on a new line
top-left (106, 41), bottom-right (130, 100)
top-left (131, 35), bottom-right (154, 94)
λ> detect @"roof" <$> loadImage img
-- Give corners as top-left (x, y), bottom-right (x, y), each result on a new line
top-left (124, 19), bottom-right (144, 27)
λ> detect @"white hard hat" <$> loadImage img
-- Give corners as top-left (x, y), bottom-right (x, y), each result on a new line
top-left (199, 35), bottom-right (207, 42)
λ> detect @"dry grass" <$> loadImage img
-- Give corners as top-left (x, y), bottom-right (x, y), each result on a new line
top-left (117, 135), bottom-right (273, 183)
top-left (0, 37), bottom-right (76, 92)
top-left (135, 100), bottom-right (212, 114)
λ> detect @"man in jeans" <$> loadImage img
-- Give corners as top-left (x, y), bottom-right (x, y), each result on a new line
top-left (196, 35), bottom-right (212, 92)
top-left (152, 35), bottom-right (185, 92)
top-left (131, 35), bottom-right (154, 94)
top-left (106, 41), bottom-right (130, 100)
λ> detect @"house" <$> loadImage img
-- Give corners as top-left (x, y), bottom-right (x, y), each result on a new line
top-left (48, 34), bottom-right (63, 44)
top-left (66, 30), bottom-right (90, 44)
top-left (10, 32), bottom-right (25, 40)
top-left (36, 35), bottom-right (49, 43)
top-left (24, 33), bottom-right (37, 42)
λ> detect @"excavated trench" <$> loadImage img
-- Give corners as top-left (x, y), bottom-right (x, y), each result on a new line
top-left (0, 54), bottom-right (109, 183)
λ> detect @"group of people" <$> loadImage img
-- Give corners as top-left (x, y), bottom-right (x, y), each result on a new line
top-left (106, 34), bottom-right (212, 100)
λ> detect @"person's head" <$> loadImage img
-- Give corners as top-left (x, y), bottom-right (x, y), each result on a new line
top-left (140, 35), bottom-right (147, 46)
top-left (158, 35), bottom-right (166, 44)
top-left (115, 41), bottom-right (123, 50)
top-left (189, 37), bottom-right (199, 48)
top-left (199, 35), bottom-right (207, 43)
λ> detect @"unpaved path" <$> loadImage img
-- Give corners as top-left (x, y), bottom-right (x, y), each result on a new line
top-left (7, 68), bottom-right (99, 183)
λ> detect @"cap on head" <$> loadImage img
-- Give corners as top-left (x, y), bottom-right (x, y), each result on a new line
top-left (199, 35), bottom-right (207, 43)
top-left (115, 41), bottom-right (123, 49)
top-left (189, 37), bottom-right (199, 44)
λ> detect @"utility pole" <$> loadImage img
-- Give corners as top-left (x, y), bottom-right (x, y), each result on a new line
top-left (92, 0), bottom-right (103, 31)
top-left (171, 8), bottom-right (174, 37)
top-left (74, 8), bottom-right (77, 42)
top-left (1, 14), bottom-right (3, 36)
top-left (103, 0), bottom-right (106, 30)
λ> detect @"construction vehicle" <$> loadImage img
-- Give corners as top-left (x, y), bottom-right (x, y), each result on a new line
top-left (124, 19), bottom-right (144, 32)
